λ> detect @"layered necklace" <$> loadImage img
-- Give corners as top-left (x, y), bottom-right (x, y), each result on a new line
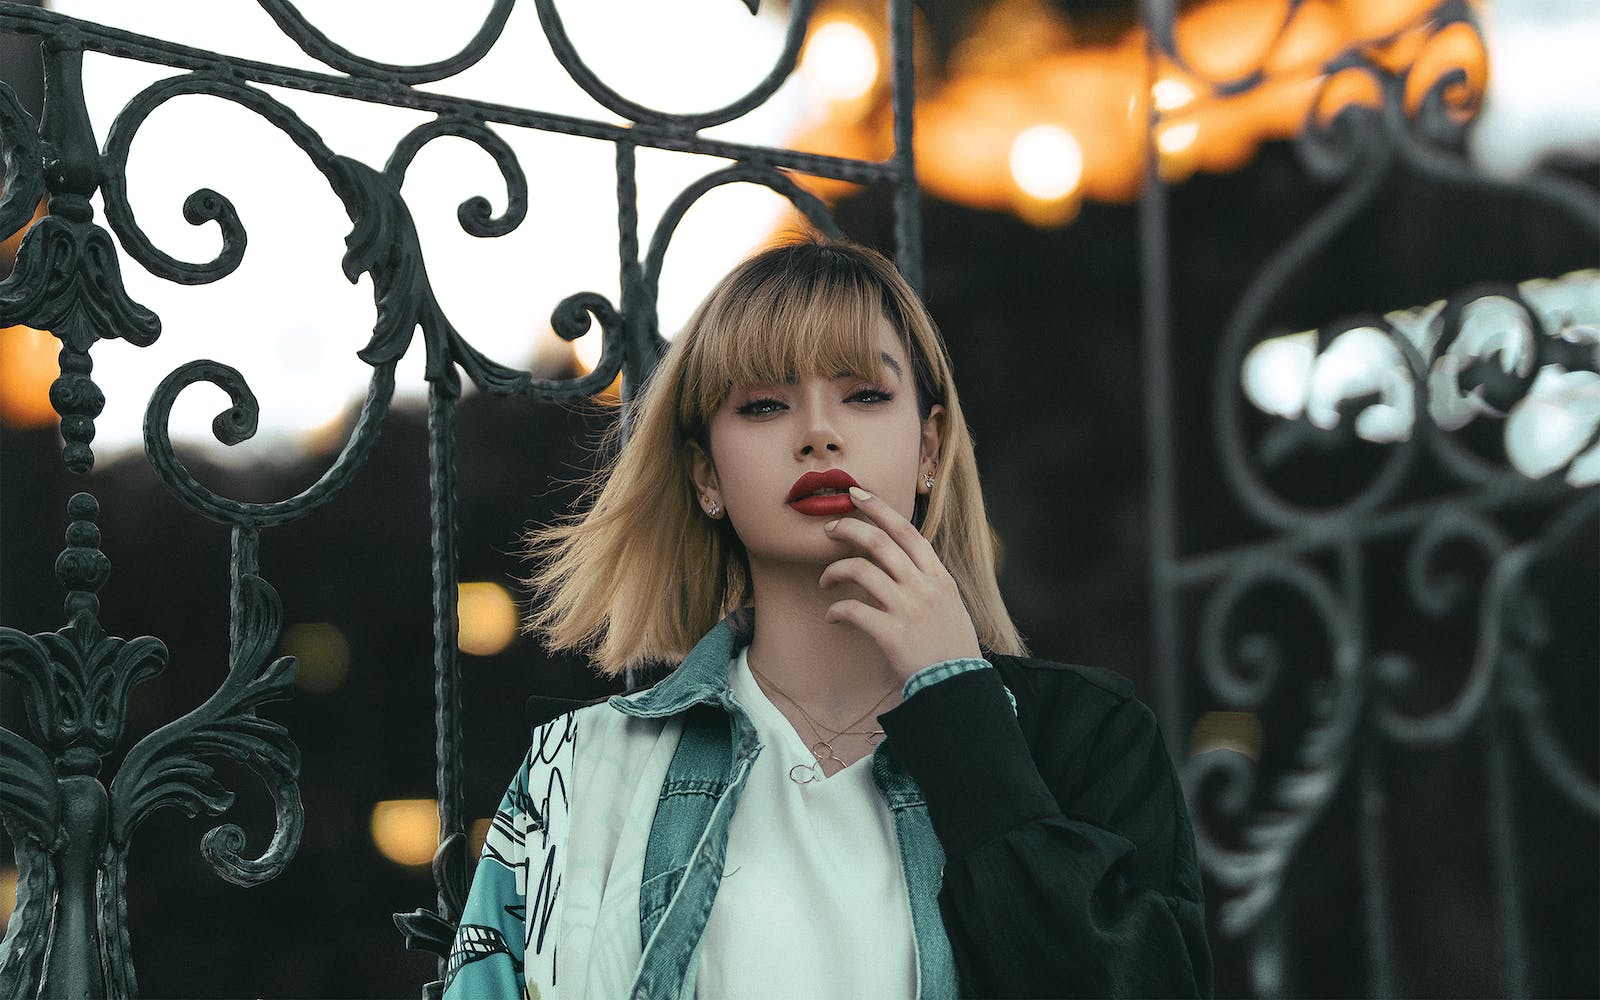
top-left (748, 660), bottom-right (895, 784)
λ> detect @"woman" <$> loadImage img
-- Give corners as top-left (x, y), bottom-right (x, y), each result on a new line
top-left (442, 238), bottom-right (1212, 999)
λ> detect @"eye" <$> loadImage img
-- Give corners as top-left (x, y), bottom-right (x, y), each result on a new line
top-left (734, 395), bottom-right (787, 416)
top-left (847, 386), bottom-right (894, 405)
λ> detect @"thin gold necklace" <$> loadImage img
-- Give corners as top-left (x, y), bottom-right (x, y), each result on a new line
top-left (748, 660), bottom-right (895, 783)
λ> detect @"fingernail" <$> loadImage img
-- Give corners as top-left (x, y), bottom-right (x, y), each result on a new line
top-left (824, 519), bottom-right (839, 530)
top-left (848, 486), bottom-right (872, 501)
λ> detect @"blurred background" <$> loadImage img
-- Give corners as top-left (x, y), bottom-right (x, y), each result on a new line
top-left (1, 0), bottom-right (1595, 996)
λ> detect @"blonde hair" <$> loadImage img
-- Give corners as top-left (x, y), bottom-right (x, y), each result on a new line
top-left (525, 236), bottom-right (1027, 676)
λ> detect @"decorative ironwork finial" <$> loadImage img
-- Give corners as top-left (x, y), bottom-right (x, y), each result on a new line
top-left (55, 491), bottom-right (109, 620)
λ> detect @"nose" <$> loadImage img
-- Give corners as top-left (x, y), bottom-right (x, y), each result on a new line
top-left (796, 406), bottom-right (842, 459)
top-left (798, 438), bottom-right (840, 457)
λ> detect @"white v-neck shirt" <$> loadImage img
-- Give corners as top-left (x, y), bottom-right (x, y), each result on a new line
top-left (694, 647), bottom-right (918, 999)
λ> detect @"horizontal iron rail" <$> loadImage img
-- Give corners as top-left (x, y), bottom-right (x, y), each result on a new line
top-left (0, 5), bottom-right (901, 186)
top-left (1165, 475), bottom-right (1582, 586)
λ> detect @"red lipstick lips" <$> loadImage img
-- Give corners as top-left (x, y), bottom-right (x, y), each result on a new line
top-left (786, 469), bottom-right (860, 517)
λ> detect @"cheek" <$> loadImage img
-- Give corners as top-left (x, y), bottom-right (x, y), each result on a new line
top-left (881, 429), bottom-right (928, 512)
top-left (708, 431), bottom-right (773, 501)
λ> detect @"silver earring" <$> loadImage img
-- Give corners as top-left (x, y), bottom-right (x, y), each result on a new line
top-left (705, 498), bottom-right (721, 518)
top-left (923, 474), bottom-right (935, 490)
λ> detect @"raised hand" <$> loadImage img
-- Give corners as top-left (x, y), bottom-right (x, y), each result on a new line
top-left (818, 485), bottom-right (983, 683)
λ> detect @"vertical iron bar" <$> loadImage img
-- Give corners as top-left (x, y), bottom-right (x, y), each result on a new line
top-left (1484, 688), bottom-right (1530, 998)
top-left (1137, 0), bottom-right (1183, 756)
top-left (1247, 904), bottom-right (1288, 997)
top-left (1350, 541), bottom-right (1394, 998)
top-left (427, 381), bottom-right (464, 978)
top-left (617, 138), bottom-right (646, 442)
top-left (229, 521), bottom-right (260, 659)
top-left (888, 0), bottom-right (921, 293)
top-left (1357, 732), bottom-right (1395, 997)
top-left (617, 137), bottom-right (641, 694)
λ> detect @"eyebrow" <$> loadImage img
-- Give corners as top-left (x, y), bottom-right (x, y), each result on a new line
top-left (832, 352), bottom-right (903, 382)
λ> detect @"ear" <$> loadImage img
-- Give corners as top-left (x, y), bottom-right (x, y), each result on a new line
top-left (686, 439), bottom-right (720, 510)
top-left (918, 404), bottom-right (945, 493)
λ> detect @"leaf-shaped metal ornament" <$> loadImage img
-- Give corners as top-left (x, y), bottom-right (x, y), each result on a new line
top-left (0, 216), bottom-right (161, 353)
top-left (0, 727), bottom-right (63, 852)
top-left (394, 831), bottom-right (472, 998)
top-left (109, 574), bottom-right (303, 886)
top-left (0, 616), bottom-right (168, 761)
top-left (331, 154), bottom-right (535, 399)
top-left (394, 831), bottom-right (470, 958)
top-left (0, 212), bottom-right (160, 471)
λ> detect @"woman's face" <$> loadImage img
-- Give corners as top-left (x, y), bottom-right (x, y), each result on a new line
top-left (692, 316), bottom-right (942, 572)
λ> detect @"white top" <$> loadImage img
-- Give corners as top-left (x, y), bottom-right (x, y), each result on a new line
top-left (694, 647), bottom-right (918, 999)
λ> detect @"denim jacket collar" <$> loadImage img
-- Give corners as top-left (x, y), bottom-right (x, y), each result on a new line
top-left (606, 611), bottom-right (752, 721)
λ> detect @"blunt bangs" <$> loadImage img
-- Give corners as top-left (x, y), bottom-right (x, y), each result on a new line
top-left (523, 234), bottom-right (1027, 674)
top-left (674, 244), bottom-right (934, 435)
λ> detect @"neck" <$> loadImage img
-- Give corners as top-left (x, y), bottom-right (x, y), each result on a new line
top-left (743, 560), bottom-right (903, 724)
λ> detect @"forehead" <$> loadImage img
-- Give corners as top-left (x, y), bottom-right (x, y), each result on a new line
top-left (682, 285), bottom-right (914, 420)
top-left (807, 315), bottom-right (907, 378)
top-left (737, 317), bottom-right (907, 387)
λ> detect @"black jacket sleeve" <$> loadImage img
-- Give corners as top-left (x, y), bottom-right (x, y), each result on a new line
top-left (877, 661), bottom-right (1213, 999)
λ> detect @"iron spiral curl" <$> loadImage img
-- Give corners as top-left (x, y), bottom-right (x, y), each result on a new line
top-left (1373, 508), bottom-right (1510, 744)
top-left (1495, 493), bottom-right (1600, 816)
top-left (385, 116), bottom-right (529, 239)
top-left (100, 71), bottom-right (339, 285)
top-left (534, 0), bottom-right (814, 132)
top-left (1185, 556), bottom-right (1362, 938)
top-left (643, 160), bottom-right (842, 343)
top-left (257, 0), bottom-right (515, 85)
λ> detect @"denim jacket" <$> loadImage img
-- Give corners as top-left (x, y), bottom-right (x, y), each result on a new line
top-left (615, 614), bottom-right (992, 999)
top-left (443, 613), bottom-right (1211, 999)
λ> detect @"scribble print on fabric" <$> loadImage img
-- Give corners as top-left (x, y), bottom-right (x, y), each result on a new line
top-left (446, 923), bottom-right (523, 981)
top-left (443, 713), bottom-right (576, 998)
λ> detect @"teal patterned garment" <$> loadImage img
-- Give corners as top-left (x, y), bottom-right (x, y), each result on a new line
top-left (445, 712), bottom-right (577, 999)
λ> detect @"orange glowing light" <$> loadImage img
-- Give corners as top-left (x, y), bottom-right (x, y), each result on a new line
top-left (1156, 117), bottom-right (1202, 182)
top-left (1338, 0), bottom-right (1442, 43)
top-left (457, 581), bottom-right (518, 657)
top-left (370, 799), bottom-right (439, 867)
top-left (786, 0), bottom-right (1483, 224)
top-left (1173, 0), bottom-right (1295, 84)
top-left (1263, 0), bottom-right (1345, 77)
top-left (802, 18), bottom-right (880, 105)
top-left (0, 325), bottom-right (58, 428)
top-left (1010, 124), bottom-right (1084, 201)
top-left (0, 865), bottom-right (16, 928)
top-left (1403, 20), bottom-right (1487, 121)
top-left (1311, 65), bottom-right (1385, 129)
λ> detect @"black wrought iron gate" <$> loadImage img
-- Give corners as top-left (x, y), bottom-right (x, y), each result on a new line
top-left (1138, 1), bottom-right (1598, 996)
top-left (0, 2), bottom-right (920, 996)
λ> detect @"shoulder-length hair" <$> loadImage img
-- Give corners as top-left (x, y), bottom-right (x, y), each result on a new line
top-left (525, 235), bottom-right (1026, 676)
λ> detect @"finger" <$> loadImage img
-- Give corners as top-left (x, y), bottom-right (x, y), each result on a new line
top-left (824, 598), bottom-right (895, 639)
top-left (846, 486), bottom-right (943, 575)
top-left (819, 556), bottom-right (899, 610)
top-left (824, 516), bottom-right (919, 583)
